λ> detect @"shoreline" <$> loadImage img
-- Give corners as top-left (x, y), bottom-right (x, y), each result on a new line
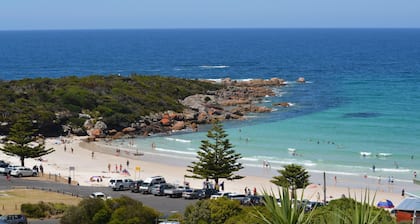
top-left (1, 136), bottom-right (418, 207)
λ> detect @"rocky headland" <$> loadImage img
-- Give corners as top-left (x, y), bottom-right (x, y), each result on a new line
top-left (85, 77), bottom-right (295, 139)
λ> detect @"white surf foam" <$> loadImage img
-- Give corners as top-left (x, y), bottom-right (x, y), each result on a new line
top-left (155, 147), bottom-right (197, 156)
top-left (241, 157), bottom-right (260, 162)
top-left (164, 137), bottom-right (191, 143)
top-left (379, 168), bottom-right (410, 173)
top-left (199, 65), bottom-right (229, 69)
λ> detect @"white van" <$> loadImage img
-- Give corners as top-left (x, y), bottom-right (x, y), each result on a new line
top-left (139, 176), bottom-right (166, 194)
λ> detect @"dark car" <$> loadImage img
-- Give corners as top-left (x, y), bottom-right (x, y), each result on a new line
top-left (182, 189), bottom-right (203, 199)
top-left (241, 195), bottom-right (264, 206)
top-left (0, 214), bottom-right (28, 224)
top-left (304, 201), bottom-right (324, 212)
top-left (198, 188), bottom-right (219, 199)
top-left (130, 180), bottom-right (144, 193)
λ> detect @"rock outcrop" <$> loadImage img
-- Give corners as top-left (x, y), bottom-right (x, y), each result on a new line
top-left (85, 77), bottom-right (289, 137)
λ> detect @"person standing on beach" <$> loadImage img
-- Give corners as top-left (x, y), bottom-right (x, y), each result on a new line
top-left (64, 145), bottom-right (66, 152)
top-left (372, 164), bottom-right (376, 172)
top-left (71, 147), bottom-right (74, 153)
top-left (91, 151), bottom-right (94, 159)
top-left (119, 164), bottom-right (122, 172)
top-left (108, 163), bottom-right (111, 173)
top-left (39, 164), bottom-right (44, 176)
top-left (126, 160), bottom-right (130, 168)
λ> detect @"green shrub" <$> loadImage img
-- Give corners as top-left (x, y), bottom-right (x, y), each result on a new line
top-left (21, 201), bottom-right (70, 218)
top-left (21, 203), bottom-right (45, 218)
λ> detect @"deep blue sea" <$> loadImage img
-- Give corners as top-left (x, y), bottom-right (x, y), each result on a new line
top-left (1, 29), bottom-right (420, 182)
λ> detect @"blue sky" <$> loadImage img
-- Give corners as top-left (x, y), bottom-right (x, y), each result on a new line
top-left (1, 0), bottom-right (420, 30)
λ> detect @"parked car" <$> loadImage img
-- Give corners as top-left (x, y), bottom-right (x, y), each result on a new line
top-left (130, 180), bottom-right (144, 193)
top-left (198, 188), bottom-right (219, 199)
top-left (10, 167), bottom-right (37, 177)
top-left (0, 214), bottom-right (28, 224)
top-left (89, 192), bottom-right (112, 200)
top-left (164, 185), bottom-right (189, 198)
top-left (108, 178), bottom-right (133, 191)
top-left (139, 176), bottom-right (166, 194)
top-left (151, 183), bottom-right (175, 196)
top-left (227, 193), bottom-right (247, 202)
top-left (0, 165), bottom-right (19, 175)
top-left (0, 162), bottom-right (9, 175)
top-left (241, 195), bottom-right (264, 206)
top-left (303, 200), bottom-right (324, 212)
top-left (182, 189), bottom-right (204, 200)
top-left (210, 191), bottom-right (232, 199)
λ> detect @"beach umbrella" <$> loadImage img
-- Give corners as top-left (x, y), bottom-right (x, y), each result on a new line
top-left (377, 199), bottom-right (394, 208)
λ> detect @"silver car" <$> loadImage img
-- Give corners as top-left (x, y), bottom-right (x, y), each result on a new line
top-left (10, 167), bottom-right (37, 177)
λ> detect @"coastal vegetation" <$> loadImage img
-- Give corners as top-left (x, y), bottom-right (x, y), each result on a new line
top-left (0, 116), bottom-right (54, 166)
top-left (271, 164), bottom-right (310, 191)
top-left (185, 121), bottom-right (244, 187)
top-left (60, 196), bottom-right (160, 224)
top-left (0, 74), bottom-right (220, 136)
top-left (256, 188), bottom-right (313, 224)
top-left (182, 189), bottom-right (395, 224)
top-left (183, 197), bottom-right (266, 224)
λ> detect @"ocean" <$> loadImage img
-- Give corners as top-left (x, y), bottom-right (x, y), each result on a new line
top-left (1, 29), bottom-right (419, 182)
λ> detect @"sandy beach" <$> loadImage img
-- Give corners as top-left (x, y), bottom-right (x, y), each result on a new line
top-left (1, 136), bottom-right (418, 207)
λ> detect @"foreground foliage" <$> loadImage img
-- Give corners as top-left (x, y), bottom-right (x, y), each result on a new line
top-left (60, 196), bottom-right (160, 224)
top-left (185, 121), bottom-right (244, 188)
top-left (256, 188), bottom-right (313, 224)
top-left (310, 196), bottom-right (395, 224)
top-left (183, 197), bottom-right (266, 224)
top-left (182, 189), bottom-right (395, 224)
top-left (0, 74), bottom-right (220, 135)
top-left (0, 116), bottom-right (54, 166)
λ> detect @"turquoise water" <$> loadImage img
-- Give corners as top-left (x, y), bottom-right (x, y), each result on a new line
top-left (127, 75), bottom-right (420, 181)
top-left (1, 29), bottom-right (419, 181)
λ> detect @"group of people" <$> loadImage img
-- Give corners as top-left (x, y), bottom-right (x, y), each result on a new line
top-left (107, 160), bottom-right (130, 173)
top-left (32, 164), bottom-right (44, 176)
top-left (63, 144), bottom-right (74, 153)
top-left (244, 186), bottom-right (257, 196)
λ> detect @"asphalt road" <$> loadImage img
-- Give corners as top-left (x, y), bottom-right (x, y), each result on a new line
top-left (1, 176), bottom-right (197, 223)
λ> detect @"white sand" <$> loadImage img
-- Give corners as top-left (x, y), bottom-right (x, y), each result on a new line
top-left (1, 136), bottom-right (417, 207)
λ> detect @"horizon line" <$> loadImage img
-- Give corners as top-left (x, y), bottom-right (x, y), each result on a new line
top-left (1, 27), bottom-right (420, 32)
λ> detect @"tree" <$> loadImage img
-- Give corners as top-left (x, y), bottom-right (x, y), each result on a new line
top-left (271, 164), bottom-right (310, 190)
top-left (185, 121), bottom-right (243, 187)
top-left (0, 117), bottom-right (54, 166)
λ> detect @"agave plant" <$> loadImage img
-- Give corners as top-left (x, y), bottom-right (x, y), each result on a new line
top-left (255, 187), bottom-right (314, 224)
top-left (338, 189), bottom-right (381, 224)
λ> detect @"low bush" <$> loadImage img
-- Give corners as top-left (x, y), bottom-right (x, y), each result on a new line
top-left (21, 201), bottom-right (70, 218)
